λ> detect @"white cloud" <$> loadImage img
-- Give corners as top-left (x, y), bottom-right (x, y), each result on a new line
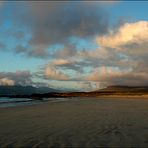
top-left (85, 67), bottom-right (120, 82)
top-left (0, 78), bottom-right (15, 86)
top-left (50, 59), bottom-right (74, 66)
top-left (0, 71), bottom-right (32, 86)
top-left (45, 66), bottom-right (69, 81)
top-left (97, 21), bottom-right (148, 50)
top-left (85, 66), bottom-right (148, 86)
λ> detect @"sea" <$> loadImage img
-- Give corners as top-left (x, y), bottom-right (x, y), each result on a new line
top-left (0, 97), bottom-right (70, 108)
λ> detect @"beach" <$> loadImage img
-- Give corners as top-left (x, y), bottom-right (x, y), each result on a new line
top-left (0, 97), bottom-right (148, 147)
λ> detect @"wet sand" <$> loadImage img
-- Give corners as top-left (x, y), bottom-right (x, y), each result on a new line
top-left (0, 97), bottom-right (148, 147)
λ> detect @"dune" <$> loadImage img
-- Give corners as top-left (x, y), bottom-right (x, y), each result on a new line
top-left (0, 97), bottom-right (148, 147)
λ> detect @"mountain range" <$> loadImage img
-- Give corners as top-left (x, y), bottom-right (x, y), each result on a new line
top-left (96, 85), bottom-right (148, 93)
top-left (0, 85), bottom-right (148, 98)
top-left (0, 85), bottom-right (58, 96)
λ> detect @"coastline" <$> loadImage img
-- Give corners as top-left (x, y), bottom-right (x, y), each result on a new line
top-left (0, 95), bottom-right (148, 109)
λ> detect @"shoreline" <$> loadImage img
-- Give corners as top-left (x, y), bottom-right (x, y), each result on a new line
top-left (0, 95), bottom-right (148, 109)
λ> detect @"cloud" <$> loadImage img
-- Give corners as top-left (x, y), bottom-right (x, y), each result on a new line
top-left (0, 2), bottom-right (112, 59)
top-left (13, 31), bottom-right (25, 40)
top-left (27, 45), bottom-right (48, 58)
top-left (0, 78), bottom-right (15, 86)
top-left (1, 2), bottom-right (148, 90)
top-left (29, 20), bottom-right (148, 88)
top-left (39, 58), bottom-right (88, 82)
top-left (54, 44), bottom-right (78, 59)
top-left (48, 58), bottom-right (83, 73)
top-left (81, 20), bottom-right (148, 87)
top-left (15, 45), bottom-right (28, 54)
top-left (3, 1), bottom-right (109, 58)
top-left (0, 42), bottom-right (6, 50)
top-left (50, 59), bottom-right (74, 66)
top-left (28, 2), bottom-right (109, 45)
top-left (79, 46), bottom-right (109, 59)
top-left (44, 66), bottom-right (69, 81)
top-left (0, 71), bottom-right (32, 86)
top-left (85, 67), bottom-right (148, 86)
top-left (97, 21), bottom-right (148, 51)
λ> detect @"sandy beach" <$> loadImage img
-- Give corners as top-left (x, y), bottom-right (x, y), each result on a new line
top-left (0, 97), bottom-right (148, 147)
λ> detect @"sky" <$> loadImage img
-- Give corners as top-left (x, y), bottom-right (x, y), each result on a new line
top-left (0, 1), bottom-right (148, 91)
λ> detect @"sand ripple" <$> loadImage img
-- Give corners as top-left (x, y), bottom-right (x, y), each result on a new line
top-left (0, 97), bottom-right (148, 147)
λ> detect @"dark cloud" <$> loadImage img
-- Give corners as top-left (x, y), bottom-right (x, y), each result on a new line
top-left (0, 2), bottom-right (110, 59)
top-left (14, 45), bottom-right (49, 58)
top-left (50, 59), bottom-right (85, 73)
top-left (4, 2), bottom-right (109, 58)
top-left (15, 45), bottom-right (28, 54)
top-left (27, 46), bottom-right (49, 58)
top-left (13, 31), bottom-right (25, 40)
top-left (0, 42), bottom-right (6, 50)
top-left (28, 2), bottom-right (109, 46)
top-left (54, 44), bottom-right (78, 59)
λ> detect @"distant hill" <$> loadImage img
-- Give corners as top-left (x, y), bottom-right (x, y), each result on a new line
top-left (0, 85), bottom-right (58, 95)
top-left (95, 85), bottom-right (148, 93)
top-left (1, 85), bottom-right (148, 99)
